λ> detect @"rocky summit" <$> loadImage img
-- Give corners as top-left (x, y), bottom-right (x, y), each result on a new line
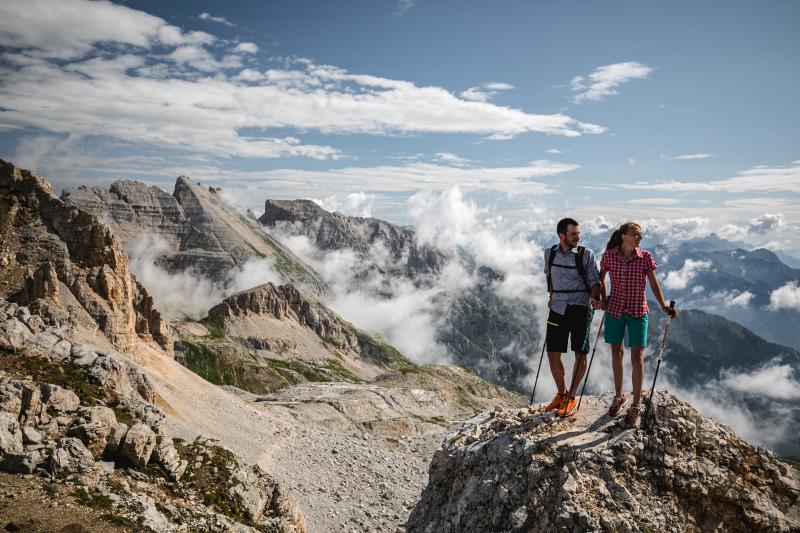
top-left (408, 391), bottom-right (800, 532)
top-left (63, 176), bottom-right (323, 290)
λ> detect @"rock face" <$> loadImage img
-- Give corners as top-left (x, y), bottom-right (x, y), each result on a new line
top-left (261, 199), bottom-right (446, 279)
top-left (63, 176), bottom-right (323, 290)
top-left (0, 160), bottom-right (171, 353)
top-left (260, 199), bottom-right (540, 393)
top-left (407, 392), bottom-right (800, 532)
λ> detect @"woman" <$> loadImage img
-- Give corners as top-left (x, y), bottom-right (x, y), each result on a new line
top-left (599, 222), bottom-right (677, 426)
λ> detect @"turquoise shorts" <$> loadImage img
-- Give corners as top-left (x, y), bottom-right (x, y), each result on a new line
top-left (604, 313), bottom-right (648, 347)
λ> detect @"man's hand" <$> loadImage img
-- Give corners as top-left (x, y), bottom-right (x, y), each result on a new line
top-left (591, 298), bottom-right (604, 310)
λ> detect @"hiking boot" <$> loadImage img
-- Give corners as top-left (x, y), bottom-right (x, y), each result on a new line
top-left (556, 396), bottom-right (577, 416)
top-left (607, 394), bottom-right (627, 416)
top-left (544, 393), bottom-right (567, 411)
top-left (624, 403), bottom-right (642, 427)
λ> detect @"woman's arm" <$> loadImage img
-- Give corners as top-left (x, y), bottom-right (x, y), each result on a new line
top-left (647, 270), bottom-right (678, 318)
top-left (595, 269), bottom-right (608, 309)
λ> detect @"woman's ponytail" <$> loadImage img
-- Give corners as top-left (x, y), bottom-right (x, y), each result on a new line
top-left (606, 229), bottom-right (623, 251)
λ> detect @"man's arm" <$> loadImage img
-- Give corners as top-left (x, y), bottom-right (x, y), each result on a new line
top-left (586, 250), bottom-right (603, 306)
top-left (595, 269), bottom-right (608, 309)
top-left (647, 270), bottom-right (677, 318)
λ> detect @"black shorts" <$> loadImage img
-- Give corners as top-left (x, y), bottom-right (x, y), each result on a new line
top-left (546, 304), bottom-right (594, 353)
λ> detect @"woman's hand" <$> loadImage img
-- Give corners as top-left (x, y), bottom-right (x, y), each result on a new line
top-left (662, 304), bottom-right (677, 318)
top-left (591, 297), bottom-right (605, 310)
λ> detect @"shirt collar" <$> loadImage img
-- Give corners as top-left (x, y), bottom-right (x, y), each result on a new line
top-left (616, 246), bottom-right (643, 258)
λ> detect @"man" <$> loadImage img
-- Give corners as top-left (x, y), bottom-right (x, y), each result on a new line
top-left (542, 218), bottom-right (603, 416)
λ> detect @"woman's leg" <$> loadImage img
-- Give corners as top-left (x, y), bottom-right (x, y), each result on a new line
top-left (611, 344), bottom-right (624, 397)
top-left (630, 346), bottom-right (645, 404)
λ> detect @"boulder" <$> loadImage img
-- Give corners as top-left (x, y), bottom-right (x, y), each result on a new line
top-left (71, 344), bottom-right (99, 366)
top-left (40, 384), bottom-right (80, 413)
top-left (1, 449), bottom-right (42, 474)
top-left (152, 439), bottom-right (187, 480)
top-left (104, 422), bottom-right (128, 456)
top-left (19, 383), bottom-right (42, 425)
top-left (0, 412), bottom-right (23, 454)
top-left (0, 318), bottom-right (32, 350)
top-left (21, 426), bottom-right (42, 444)
top-left (0, 380), bottom-right (23, 417)
top-left (119, 423), bottom-right (156, 467)
top-left (82, 405), bottom-right (117, 427)
top-left (67, 422), bottom-right (110, 459)
top-left (48, 437), bottom-right (95, 475)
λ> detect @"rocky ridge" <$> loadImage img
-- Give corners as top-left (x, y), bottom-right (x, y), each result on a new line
top-left (0, 160), bottom-right (170, 353)
top-left (62, 176), bottom-right (323, 291)
top-left (0, 299), bottom-right (305, 532)
top-left (408, 392), bottom-right (800, 532)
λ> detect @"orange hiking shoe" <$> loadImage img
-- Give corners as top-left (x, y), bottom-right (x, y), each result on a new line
top-left (607, 394), bottom-right (627, 416)
top-left (544, 393), bottom-right (567, 411)
top-left (624, 403), bottom-right (642, 427)
top-left (556, 396), bottom-right (577, 416)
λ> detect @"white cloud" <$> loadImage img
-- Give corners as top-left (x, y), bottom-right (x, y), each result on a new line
top-left (434, 152), bottom-right (473, 166)
top-left (128, 234), bottom-right (282, 320)
top-left (198, 12), bottom-right (237, 27)
top-left (544, 148), bottom-right (562, 154)
top-left (459, 82), bottom-right (515, 103)
top-left (0, 0), bottom-right (213, 60)
top-left (620, 161), bottom-right (800, 194)
top-left (709, 290), bottom-right (754, 307)
top-left (721, 361), bottom-right (800, 400)
top-left (668, 153), bottom-right (713, 160)
top-left (662, 259), bottom-right (712, 290)
top-left (571, 61), bottom-right (653, 103)
top-left (769, 282), bottom-right (800, 310)
top-left (748, 213), bottom-right (785, 235)
top-left (232, 42), bottom-right (258, 54)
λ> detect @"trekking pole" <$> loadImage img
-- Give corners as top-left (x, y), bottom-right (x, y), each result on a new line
top-left (643, 301), bottom-right (676, 428)
top-left (528, 339), bottom-right (547, 405)
top-left (575, 312), bottom-right (605, 414)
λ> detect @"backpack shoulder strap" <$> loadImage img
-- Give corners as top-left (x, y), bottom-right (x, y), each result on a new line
top-left (546, 245), bottom-right (558, 293)
top-left (575, 246), bottom-right (590, 289)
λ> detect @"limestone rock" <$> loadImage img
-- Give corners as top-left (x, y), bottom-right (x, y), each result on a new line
top-left (21, 426), bottom-right (42, 444)
top-left (48, 437), bottom-right (95, 475)
top-left (0, 159), bottom-right (172, 353)
top-left (0, 318), bottom-right (32, 349)
top-left (0, 412), bottom-right (23, 454)
top-left (19, 382), bottom-right (42, 425)
top-left (407, 392), bottom-right (800, 533)
top-left (119, 423), bottom-right (156, 467)
top-left (67, 422), bottom-right (110, 459)
top-left (1, 449), bottom-right (42, 474)
top-left (40, 383), bottom-right (80, 413)
top-left (104, 422), bottom-right (128, 456)
top-left (152, 439), bottom-right (187, 480)
top-left (0, 379), bottom-right (23, 418)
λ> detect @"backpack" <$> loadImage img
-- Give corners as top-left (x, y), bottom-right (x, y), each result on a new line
top-left (546, 245), bottom-right (590, 294)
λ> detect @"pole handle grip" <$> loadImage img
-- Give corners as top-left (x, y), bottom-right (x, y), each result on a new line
top-left (669, 300), bottom-right (676, 309)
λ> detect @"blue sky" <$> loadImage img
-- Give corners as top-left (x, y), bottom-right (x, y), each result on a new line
top-left (1, 0), bottom-right (798, 249)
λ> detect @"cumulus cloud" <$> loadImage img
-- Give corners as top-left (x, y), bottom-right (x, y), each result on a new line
top-left (397, 0), bottom-right (417, 14)
top-left (571, 61), bottom-right (653, 103)
top-left (709, 290), bottom-right (753, 307)
top-left (0, 0), bottom-right (213, 60)
top-left (748, 213), bottom-right (785, 235)
top-left (544, 149), bottom-right (562, 154)
top-left (434, 152), bottom-right (473, 166)
top-left (232, 42), bottom-right (258, 54)
top-left (662, 259), bottom-right (712, 290)
top-left (769, 282), bottom-right (800, 310)
top-left (128, 234), bottom-right (281, 320)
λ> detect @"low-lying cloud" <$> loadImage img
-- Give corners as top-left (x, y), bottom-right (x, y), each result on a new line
top-left (128, 234), bottom-right (281, 320)
top-left (769, 282), bottom-right (800, 310)
top-left (662, 259), bottom-right (712, 290)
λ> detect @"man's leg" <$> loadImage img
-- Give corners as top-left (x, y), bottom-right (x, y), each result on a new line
top-left (630, 346), bottom-right (645, 405)
top-left (547, 351), bottom-right (566, 394)
top-left (567, 352), bottom-right (588, 397)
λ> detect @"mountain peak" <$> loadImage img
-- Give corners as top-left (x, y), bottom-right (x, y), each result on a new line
top-left (409, 391), bottom-right (800, 531)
